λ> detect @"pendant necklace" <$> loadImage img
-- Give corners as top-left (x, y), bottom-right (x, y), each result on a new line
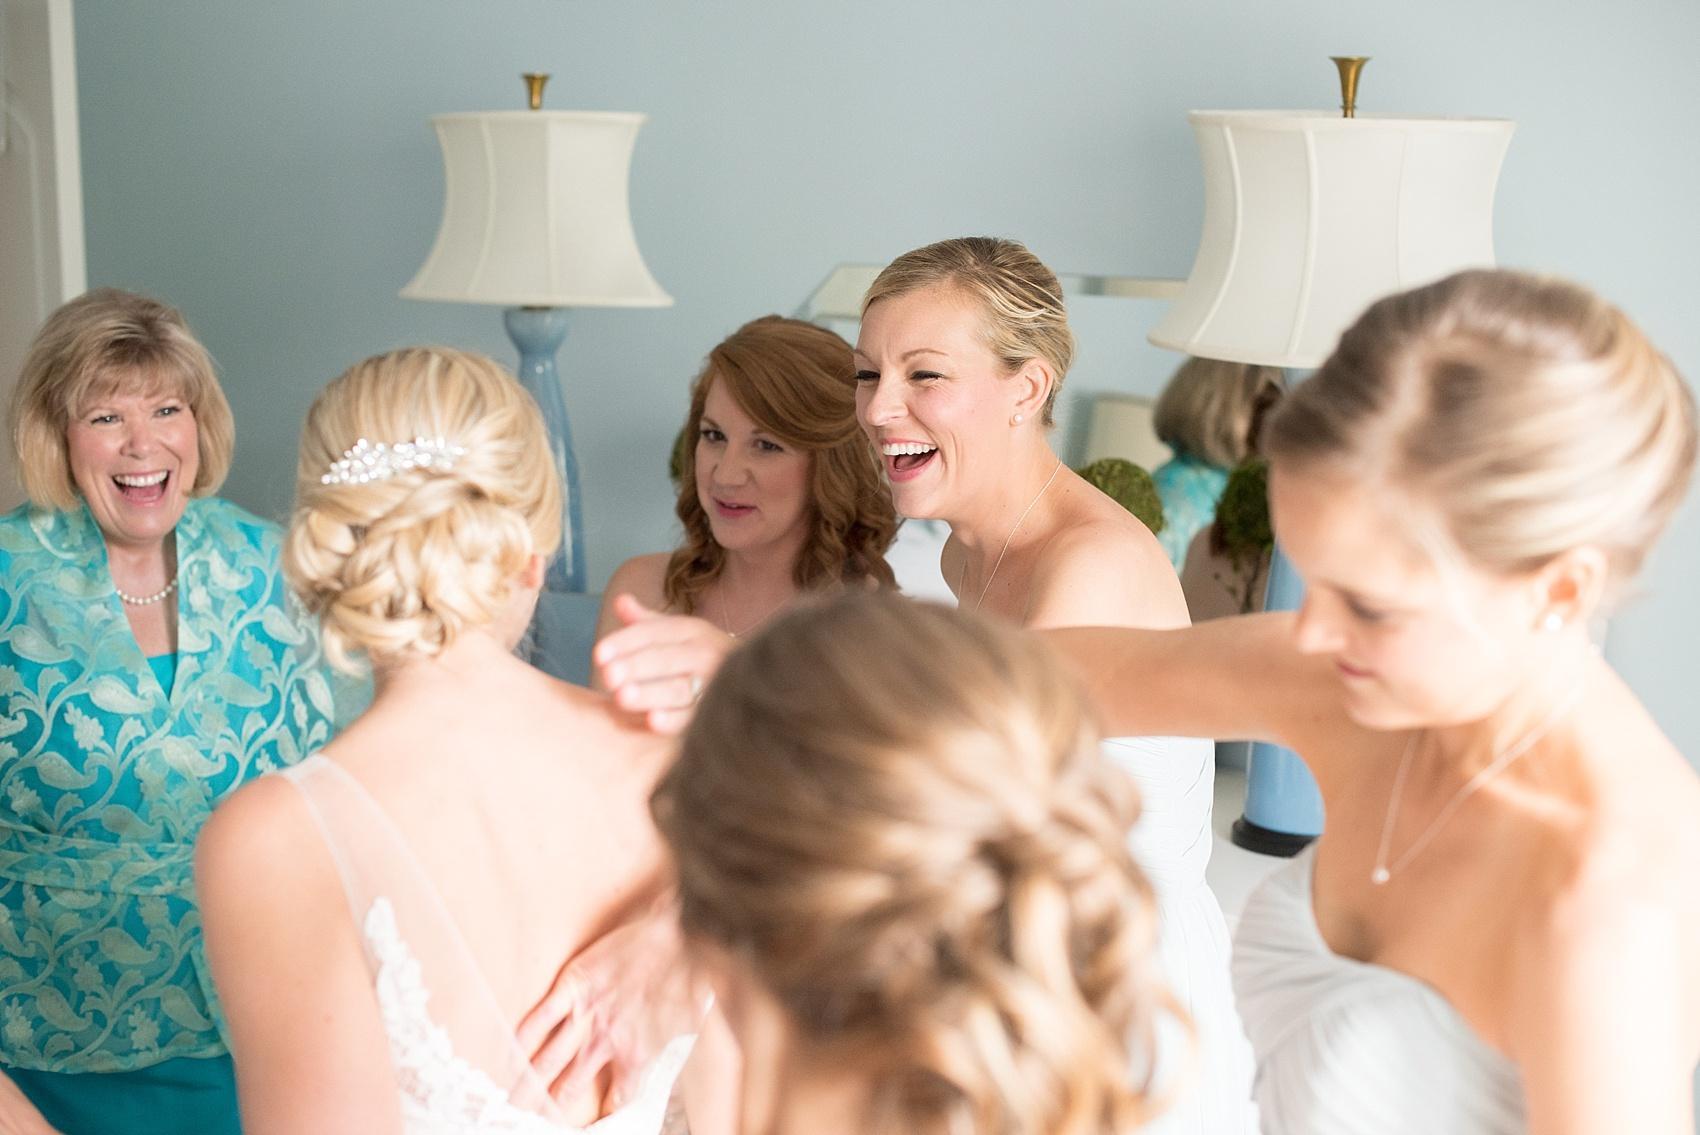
top-left (1370, 650), bottom-right (1592, 886)
top-left (958, 460), bottom-right (1063, 613)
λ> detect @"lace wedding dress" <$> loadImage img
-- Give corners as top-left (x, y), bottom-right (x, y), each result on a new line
top-left (279, 755), bottom-right (693, 1134)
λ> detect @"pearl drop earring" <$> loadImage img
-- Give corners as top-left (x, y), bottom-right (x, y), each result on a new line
top-left (1542, 612), bottom-right (1565, 633)
top-left (1011, 412), bottom-right (1025, 426)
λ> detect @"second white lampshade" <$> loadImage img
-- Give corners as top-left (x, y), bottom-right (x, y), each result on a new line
top-left (1149, 110), bottom-right (1514, 368)
top-left (402, 110), bottom-right (672, 309)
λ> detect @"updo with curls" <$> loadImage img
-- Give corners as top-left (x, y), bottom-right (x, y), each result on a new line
top-left (1265, 269), bottom-right (1695, 596)
top-left (653, 590), bottom-right (1174, 1135)
top-left (285, 347), bottom-right (561, 670)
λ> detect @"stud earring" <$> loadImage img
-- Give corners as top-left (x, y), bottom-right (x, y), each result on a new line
top-left (1541, 612), bottom-right (1565, 633)
top-left (1011, 412), bottom-right (1025, 426)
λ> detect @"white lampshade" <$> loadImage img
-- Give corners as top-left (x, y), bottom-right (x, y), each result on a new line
top-left (1084, 395), bottom-right (1172, 473)
top-left (402, 110), bottom-right (671, 308)
top-left (1149, 110), bottom-right (1514, 368)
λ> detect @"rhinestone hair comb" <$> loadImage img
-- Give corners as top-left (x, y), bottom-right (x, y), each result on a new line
top-left (320, 436), bottom-right (468, 486)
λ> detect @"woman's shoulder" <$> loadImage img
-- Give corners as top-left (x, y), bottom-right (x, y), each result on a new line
top-left (1027, 479), bottom-right (1187, 629)
top-left (604, 553), bottom-right (672, 608)
top-left (1503, 772), bottom-right (1700, 1076)
top-left (197, 764), bottom-right (327, 900)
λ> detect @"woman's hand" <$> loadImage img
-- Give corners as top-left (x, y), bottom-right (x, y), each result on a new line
top-left (594, 595), bottom-right (735, 734)
top-left (516, 893), bottom-right (713, 1110)
top-left (0, 1072), bottom-right (59, 1135)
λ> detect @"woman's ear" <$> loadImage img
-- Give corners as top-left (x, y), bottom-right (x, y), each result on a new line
top-left (1531, 544), bottom-right (1608, 630)
top-left (520, 553), bottom-right (546, 592)
top-left (1011, 360), bottom-right (1054, 425)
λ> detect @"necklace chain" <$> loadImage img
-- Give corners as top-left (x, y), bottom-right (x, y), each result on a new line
top-left (114, 571), bottom-right (180, 606)
top-left (1370, 650), bottom-right (1592, 886)
top-left (958, 461), bottom-right (1063, 613)
top-left (716, 580), bottom-right (788, 638)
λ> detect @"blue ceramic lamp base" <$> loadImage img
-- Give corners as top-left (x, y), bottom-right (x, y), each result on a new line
top-left (504, 307), bottom-right (586, 594)
top-left (1231, 542), bottom-right (1325, 857)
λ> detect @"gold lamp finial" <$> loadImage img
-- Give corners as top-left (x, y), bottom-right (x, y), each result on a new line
top-left (523, 73), bottom-right (550, 111)
top-left (1331, 56), bottom-right (1369, 118)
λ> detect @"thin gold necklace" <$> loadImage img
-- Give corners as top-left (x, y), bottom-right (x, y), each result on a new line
top-left (716, 579), bottom-right (789, 638)
top-left (958, 460), bottom-right (1063, 613)
top-left (1370, 650), bottom-right (1591, 885)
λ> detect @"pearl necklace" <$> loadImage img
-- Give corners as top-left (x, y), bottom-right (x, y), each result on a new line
top-left (1370, 651), bottom-right (1591, 886)
top-left (114, 572), bottom-right (179, 606)
top-left (958, 460), bottom-right (1063, 613)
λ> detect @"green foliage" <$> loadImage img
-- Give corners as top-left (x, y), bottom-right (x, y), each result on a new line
top-left (1075, 457), bottom-right (1165, 535)
top-left (1214, 458), bottom-right (1273, 613)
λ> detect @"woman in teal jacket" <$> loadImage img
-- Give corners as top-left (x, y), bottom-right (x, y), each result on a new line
top-left (0, 289), bottom-right (341, 1134)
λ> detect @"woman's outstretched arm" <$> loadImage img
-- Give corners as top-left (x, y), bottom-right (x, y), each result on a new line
top-left (1043, 613), bottom-right (1352, 763)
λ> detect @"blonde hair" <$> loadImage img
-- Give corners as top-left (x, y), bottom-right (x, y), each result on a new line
top-left (863, 237), bottom-right (1075, 426)
top-left (1265, 269), bottom-right (1696, 594)
top-left (654, 591), bottom-right (1172, 1135)
top-left (8, 287), bottom-right (235, 510)
top-left (666, 316), bottom-right (897, 613)
top-left (284, 347), bottom-right (562, 670)
top-left (1153, 357), bottom-right (1285, 468)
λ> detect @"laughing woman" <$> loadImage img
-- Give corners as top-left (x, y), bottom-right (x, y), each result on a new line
top-left (851, 237), bottom-right (1257, 1134)
top-left (0, 290), bottom-right (340, 1134)
top-left (595, 316), bottom-right (896, 651)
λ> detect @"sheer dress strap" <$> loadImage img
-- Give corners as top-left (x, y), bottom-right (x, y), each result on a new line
top-left (275, 754), bottom-right (566, 1120)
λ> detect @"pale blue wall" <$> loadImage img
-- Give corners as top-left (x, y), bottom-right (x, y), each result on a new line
top-left (74, 0), bottom-right (1699, 762)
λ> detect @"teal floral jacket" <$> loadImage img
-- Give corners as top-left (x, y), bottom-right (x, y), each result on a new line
top-left (0, 498), bottom-right (337, 1073)
top-left (1152, 450), bottom-right (1231, 571)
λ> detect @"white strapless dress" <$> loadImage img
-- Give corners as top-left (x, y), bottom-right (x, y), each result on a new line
top-left (1233, 845), bottom-right (1525, 1133)
top-left (1102, 736), bottom-right (1259, 1134)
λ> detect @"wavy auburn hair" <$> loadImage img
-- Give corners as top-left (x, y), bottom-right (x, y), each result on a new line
top-left (664, 316), bottom-right (896, 613)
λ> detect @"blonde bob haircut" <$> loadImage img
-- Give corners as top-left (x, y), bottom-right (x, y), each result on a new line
top-left (1265, 269), bottom-right (1696, 595)
top-left (9, 287), bottom-right (235, 510)
top-left (1153, 357), bottom-right (1286, 468)
top-left (862, 237), bottom-right (1076, 427)
top-left (665, 315), bottom-right (897, 615)
top-left (654, 590), bottom-right (1175, 1135)
top-left (285, 347), bottom-right (562, 671)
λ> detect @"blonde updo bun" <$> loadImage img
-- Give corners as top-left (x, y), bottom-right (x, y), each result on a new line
top-left (1266, 269), bottom-right (1696, 595)
top-left (654, 591), bottom-right (1174, 1135)
top-left (285, 347), bottom-right (562, 670)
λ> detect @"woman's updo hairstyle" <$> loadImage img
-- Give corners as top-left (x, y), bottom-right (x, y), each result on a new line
top-left (285, 347), bottom-right (561, 670)
top-left (1265, 269), bottom-right (1696, 595)
top-left (654, 590), bottom-right (1174, 1135)
top-left (863, 237), bottom-right (1076, 426)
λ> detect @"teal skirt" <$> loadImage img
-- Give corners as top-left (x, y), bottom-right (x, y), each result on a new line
top-left (4, 1055), bottom-right (240, 1135)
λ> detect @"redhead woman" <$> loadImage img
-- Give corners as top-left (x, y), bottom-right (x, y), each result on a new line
top-left (1050, 270), bottom-right (1700, 1133)
top-left (596, 315), bottom-right (895, 649)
